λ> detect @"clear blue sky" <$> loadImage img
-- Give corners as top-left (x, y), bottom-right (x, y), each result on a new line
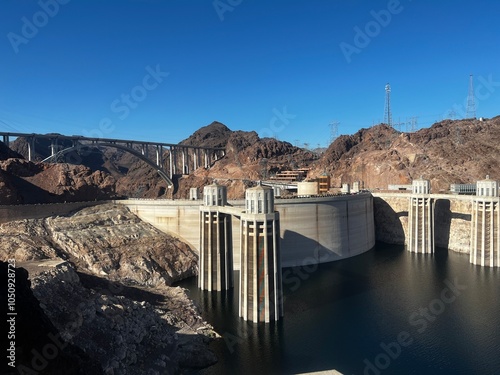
top-left (1, 0), bottom-right (499, 148)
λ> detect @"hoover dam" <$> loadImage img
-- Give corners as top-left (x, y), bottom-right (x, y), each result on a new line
top-left (120, 192), bottom-right (376, 269)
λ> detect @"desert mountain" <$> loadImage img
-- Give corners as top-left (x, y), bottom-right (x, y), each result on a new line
top-left (2, 122), bottom-right (317, 201)
top-left (180, 121), bottom-right (232, 148)
top-left (3, 117), bottom-right (500, 202)
top-left (0, 158), bottom-right (116, 204)
top-left (310, 117), bottom-right (500, 192)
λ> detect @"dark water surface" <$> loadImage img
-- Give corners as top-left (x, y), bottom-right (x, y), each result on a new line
top-left (176, 245), bottom-right (500, 375)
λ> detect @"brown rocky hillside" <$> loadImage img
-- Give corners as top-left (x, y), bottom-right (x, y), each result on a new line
top-left (309, 117), bottom-right (500, 192)
top-left (4, 117), bottom-right (500, 202)
top-left (0, 158), bottom-right (116, 204)
top-left (173, 125), bottom-right (317, 199)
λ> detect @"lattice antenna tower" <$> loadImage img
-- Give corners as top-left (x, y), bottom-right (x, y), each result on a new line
top-left (466, 74), bottom-right (476, 119)
top-left (384, 83), bottom-right (392, 127)
top-left (329, 121), bottom-right (339, 144)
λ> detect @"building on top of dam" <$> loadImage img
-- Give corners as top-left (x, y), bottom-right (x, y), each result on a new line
top-left (476, 175), bottom-right (498, 197)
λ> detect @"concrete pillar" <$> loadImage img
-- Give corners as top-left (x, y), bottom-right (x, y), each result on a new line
top-left (172, 147), bottom-right (177, 175)
top-left (156, 145), bottom-right (162, 167)
top-left (193, 149), bottom-right (198, 170)
top-left (470, 177), bottom-right (500, 267)
top-left (408, 178), bottom-right (434, 253)
top-left (169, 147), bottom-right (173, 177)
top-left (239, 184), bottom-right (283, 323)
top-left (50, 139), bottom-right (57, 157)
top-left (28, 138), bottom-right (35, 161)
top-left (189, 187), bottom-right (199, 200)
top-left (204, 149), bottom-right (209, 168)
top-left (2, 135), bottom-right (9, 146)
top-left (199, 184), bottom-right (233, 291)
top-left (182, 148), bottom-right (188, 174)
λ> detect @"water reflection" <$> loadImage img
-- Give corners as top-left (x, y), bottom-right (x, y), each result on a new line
top-left (177, 244), bottom-right (500, 375)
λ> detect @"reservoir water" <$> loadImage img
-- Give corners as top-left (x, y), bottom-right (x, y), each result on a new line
top-left (176, 244), bottom-right (500, 374)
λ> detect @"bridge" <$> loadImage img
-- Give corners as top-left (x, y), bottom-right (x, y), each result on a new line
top-left (0, 132), bottom-right (226, 186)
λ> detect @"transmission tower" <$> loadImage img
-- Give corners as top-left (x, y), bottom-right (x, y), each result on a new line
top-left (329, 121), bottom-right (339, 144)
top-left (384, 83), bottom-right (392, 127)
top-left (466, 74), bottom-right (476, 119)
top-left (407, 116), bottom-right (418, 133)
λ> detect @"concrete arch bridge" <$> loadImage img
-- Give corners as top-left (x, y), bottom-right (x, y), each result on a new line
top-left (0, 132), bottom-right (226, 186)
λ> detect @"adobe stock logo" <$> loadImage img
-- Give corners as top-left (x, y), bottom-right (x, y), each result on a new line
top-left (339, 0), bottom-right (405, 64)
top-left (362, 277), bottom-right (466, 375)
top-left (7, 0), bottom-right (71, 54)
top-left (213, 0), bottom-right (242, 21)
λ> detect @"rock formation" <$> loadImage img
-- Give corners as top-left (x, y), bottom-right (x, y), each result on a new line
top-left (0, 204), bottom-right (218, 374)
top-left (310, 117), bottom-right (500, 191)
top-left (0, 159), bottom-right (117, 204)
top-left (1, 261), bottom-right (103, 375)
top-left (4, 116), bottom-right (500, 200)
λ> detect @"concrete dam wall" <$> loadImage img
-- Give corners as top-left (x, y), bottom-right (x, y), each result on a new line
top-left (373, 193), bottom-right (473, 253)
top-left (120, 193), bottom-right (376, 269)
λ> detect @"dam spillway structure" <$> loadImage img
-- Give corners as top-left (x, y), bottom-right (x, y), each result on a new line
top-left (408, 178), bottom-right (434, 253)
top-left (198, 183), bottom-right (233, 291)
top-left (470, 176), bottom-right (500, 267)
top-left (240, 184), bottom-right (283, 323)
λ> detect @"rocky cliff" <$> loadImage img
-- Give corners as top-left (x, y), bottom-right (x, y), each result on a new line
top-left (1, 261), bottom-right (103, 375)
top-left (0, 204), bottom-right (217, 374)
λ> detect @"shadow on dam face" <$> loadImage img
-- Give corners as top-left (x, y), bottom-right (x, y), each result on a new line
top-left (435, 199), bottom-right (452, 250)
top-left (373, 197), bottom-right (405, 245)
top-left (281, 229), bottom-right (334, 267)
top-left (434, 199), bottom-right (471, 250)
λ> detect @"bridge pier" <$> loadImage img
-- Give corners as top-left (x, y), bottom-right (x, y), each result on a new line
top-left (169, 146), bottom-right (174, 177)
top-left (199, 184), bottom-right (233, 291)
top-left (49, 138), bottom-right (60, 158)
top-left (181, 148), bottom-right (189, 175)
top-left (408, 178), bottom-right (434, 253)
top-left (0, 131), bottom-right (224, 183)
top-left (470, 176), bottom-right (500, 267)
top-left (240, 184), bottom-right (283, 323)
top-left (27, 137), bottom-right (35, 161)
top-left (156, 145), bottom-right (162, 167)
